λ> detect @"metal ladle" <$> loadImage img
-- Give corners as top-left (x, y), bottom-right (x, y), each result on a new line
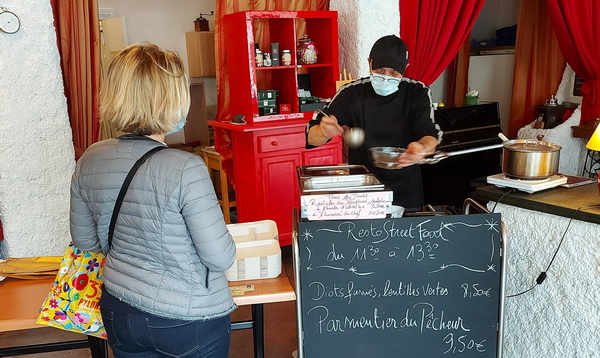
top-left (317, 109), bottom-right (365, 148)
top-left (343, 127), bottom-right (366, 148)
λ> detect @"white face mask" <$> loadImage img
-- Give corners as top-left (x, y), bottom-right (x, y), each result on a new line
top-left (370, 73), bottom-right (400, 96)
top-left (167, 114), bottom-right (186, 135)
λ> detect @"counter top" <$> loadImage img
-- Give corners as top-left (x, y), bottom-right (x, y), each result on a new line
top-left (208, 118), bottom-right (310, 132)
top-left (476, 182), bottom-right (600, 224)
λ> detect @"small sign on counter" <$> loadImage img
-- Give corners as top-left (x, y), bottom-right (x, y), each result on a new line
top-left (300, 191), bottom-right (392, 220)
top-left (230, 284), bottom-right (255, 297)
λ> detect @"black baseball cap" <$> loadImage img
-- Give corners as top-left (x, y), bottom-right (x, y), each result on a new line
top-left (369, 35), bottom-right (409, 74)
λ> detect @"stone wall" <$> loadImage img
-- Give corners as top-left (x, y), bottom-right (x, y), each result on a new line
top-left (0, 0), bottom-right (74, 258)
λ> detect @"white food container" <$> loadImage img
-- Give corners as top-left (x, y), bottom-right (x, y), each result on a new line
top-left (224, 220), bottom-right (281, 281)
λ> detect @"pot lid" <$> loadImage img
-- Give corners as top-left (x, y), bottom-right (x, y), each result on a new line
top-left (504, 139), bottom-right (561, 152)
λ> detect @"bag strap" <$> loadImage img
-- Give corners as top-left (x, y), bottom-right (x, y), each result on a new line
top-left (107, 146), bottom-right (167, 246)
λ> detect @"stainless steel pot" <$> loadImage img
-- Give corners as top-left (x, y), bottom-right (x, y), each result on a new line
top-left (502, 139), bottom-right (561, 179)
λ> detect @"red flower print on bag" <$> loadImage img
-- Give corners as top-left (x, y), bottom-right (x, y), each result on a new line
top-left (73, 273), bottom-right (89, 290)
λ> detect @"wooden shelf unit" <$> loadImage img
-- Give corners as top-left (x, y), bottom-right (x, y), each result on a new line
top-left (212, 11), bottom-right (342, 246)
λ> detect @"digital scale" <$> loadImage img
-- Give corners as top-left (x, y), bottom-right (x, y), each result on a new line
top-left (487, 173), bottom-right (568, 194)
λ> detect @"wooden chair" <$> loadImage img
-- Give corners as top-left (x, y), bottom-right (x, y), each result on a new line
top-left (198, 146), bottom-right (236, 223)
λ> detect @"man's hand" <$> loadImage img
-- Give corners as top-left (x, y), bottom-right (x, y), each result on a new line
top-left (397, 136), bottom-right (438, 168)
top-left (307, 113), bottom-right (344, 146)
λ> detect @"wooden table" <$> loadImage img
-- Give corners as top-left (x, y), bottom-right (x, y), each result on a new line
top-left (0, 277), bottom-right (107, 357)
top-left (0, 270), bottom-right (296, 358)
top-left (229, 270), bottom-right (296, 358)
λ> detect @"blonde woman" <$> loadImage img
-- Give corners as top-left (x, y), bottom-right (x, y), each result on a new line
top-left (70, 43), bottom-right (236, 358)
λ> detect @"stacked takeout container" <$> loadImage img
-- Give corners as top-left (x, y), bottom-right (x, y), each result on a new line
top-left (224, 220), bottom-right (281, 281)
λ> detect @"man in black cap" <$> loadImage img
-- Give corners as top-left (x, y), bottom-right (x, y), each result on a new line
top-left (306, 35), bottom-right (442, 208)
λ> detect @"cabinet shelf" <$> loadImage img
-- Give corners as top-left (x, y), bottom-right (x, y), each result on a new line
top-left (255, 63), bottom-right (335, 70)
top-left (297, 63), bottom-right (334, 68)
top-left (220, 10), bottom-right (339, 124)
top-left (256, 66), bottom-right (296, 70)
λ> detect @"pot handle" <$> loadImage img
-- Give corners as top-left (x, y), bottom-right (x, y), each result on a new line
top-left (498, 133), bottom-right (509, 142)
top-left (418, 143), bottom-right (503, 165)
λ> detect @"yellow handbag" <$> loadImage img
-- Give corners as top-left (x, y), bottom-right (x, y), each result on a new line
top-left (36, 146), bottom-right (166, 339)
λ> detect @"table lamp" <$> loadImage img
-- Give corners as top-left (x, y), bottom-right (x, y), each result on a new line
top-left (586, 122), bottom-right (600, 193)
top-left (586, 123), bottom-right (600, 151)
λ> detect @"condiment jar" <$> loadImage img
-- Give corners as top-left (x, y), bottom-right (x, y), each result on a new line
top-left (282, 50), bottom-right (292, 66)
top-left (255, 49), bottom-right (263, 67)
top-left (296, 34), bottom-right (318, 65)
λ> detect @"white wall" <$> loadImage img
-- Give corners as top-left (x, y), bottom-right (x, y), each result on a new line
top-left (98, 0), bottom-right (216, 145)
top-left (490, 203), bottom-right (600, 358)
top-left (471, 0), bottom-right (518, 43)
top-left (330, 0), bottom-right (400, 81)
top-left (429, 71), bottom-right (447, 104)
top-left (469, 54), bottom-right (515, 133)
top-left (0, 0), bottom-right (75, 258)
top-left (430, 0), bottom-right (519, 105)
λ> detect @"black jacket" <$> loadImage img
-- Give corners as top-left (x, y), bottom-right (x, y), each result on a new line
top-left (306, 77), bottom-right (442, 208)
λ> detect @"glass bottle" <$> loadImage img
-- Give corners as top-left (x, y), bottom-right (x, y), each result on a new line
top-left (296, 34), bottom-right (318, 65)
top-left (255, 49), bottom-right (263, 67)
top-left (263, 53), bottom-right (272, 67)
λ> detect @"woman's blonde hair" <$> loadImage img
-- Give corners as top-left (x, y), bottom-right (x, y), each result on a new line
top-left (100, 42), bottom-right (190, 135)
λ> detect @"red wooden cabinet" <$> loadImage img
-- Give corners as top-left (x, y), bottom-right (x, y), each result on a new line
top-left (211, 11), bottom-right (342, 246)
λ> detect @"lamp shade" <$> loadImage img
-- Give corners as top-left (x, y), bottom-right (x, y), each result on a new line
top-left (586, 124), bottom-right (600, 151)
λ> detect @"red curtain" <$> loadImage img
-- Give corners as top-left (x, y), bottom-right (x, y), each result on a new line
top-left (214, 0), bottom-right (329, 180)
top-left (400, 0), bottom-right (484, 86)
top-left (446, 37), bottom-right (472, 107)
top-left (50, 0), bottom-right (101, 160)
top-left (546, 0), bottom-right (600, 124)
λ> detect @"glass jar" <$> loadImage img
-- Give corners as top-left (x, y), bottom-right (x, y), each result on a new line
top-left (255, 49), bottom-right (263, 67)
top-left (263, 53), bottom-right (272, 67)
top-left (282, 50), bottom-right (292, 66)
top-left (296, 34), bottom-right (318, 65)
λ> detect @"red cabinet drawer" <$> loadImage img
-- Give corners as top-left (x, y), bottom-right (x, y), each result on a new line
top-left (258, 132), bottom-right (305, 153)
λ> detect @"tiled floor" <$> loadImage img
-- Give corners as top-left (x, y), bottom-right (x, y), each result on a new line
top-left (0, 246), bottom-right (298, 358)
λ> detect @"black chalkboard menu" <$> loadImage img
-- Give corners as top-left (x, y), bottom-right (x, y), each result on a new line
top-left (295, 214), bottom-right (505, 357)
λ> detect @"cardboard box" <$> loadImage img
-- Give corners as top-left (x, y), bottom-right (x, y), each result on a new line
top-left (258, 99), bottom-right (277, 108)
top-left (259, 106), bottom-right (278, 116)
top-left (279, 103), bottom-right (291, 114)
top-left (224, 220), bottom-right (281, 281)
top-left (185, 31), bottom-right (216, 77)
top-left (258, 90), bottom-right (278, 100)
top-left (270, 42), bottom-right (280, 66)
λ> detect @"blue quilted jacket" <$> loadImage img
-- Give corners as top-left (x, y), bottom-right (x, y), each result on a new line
top-left (70, 135), bottom-right (236, 321)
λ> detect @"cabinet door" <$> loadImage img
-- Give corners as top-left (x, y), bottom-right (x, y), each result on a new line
top-left (259, 153), bottom-right (302, 246)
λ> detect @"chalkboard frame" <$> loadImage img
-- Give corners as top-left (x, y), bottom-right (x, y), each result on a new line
top-left (292, 204), bottom-right (507, 358)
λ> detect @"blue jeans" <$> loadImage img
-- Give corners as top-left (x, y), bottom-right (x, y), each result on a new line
top-left (100, 307), bottom-right (231, 358)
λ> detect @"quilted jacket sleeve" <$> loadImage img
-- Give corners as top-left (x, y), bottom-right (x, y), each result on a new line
top-left (179, 156), bottom-right (236, 272)
top-left (70, 161), bottom-right (103, 253)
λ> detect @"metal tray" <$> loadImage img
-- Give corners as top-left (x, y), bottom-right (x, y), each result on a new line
top-left (299, 173), bottom-right (385, 193)
top-left (297, 164), bottom-right (369, 177)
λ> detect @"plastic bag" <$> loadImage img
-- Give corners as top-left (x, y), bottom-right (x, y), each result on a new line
top-left (36, 244), bottom-right (107, 339)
